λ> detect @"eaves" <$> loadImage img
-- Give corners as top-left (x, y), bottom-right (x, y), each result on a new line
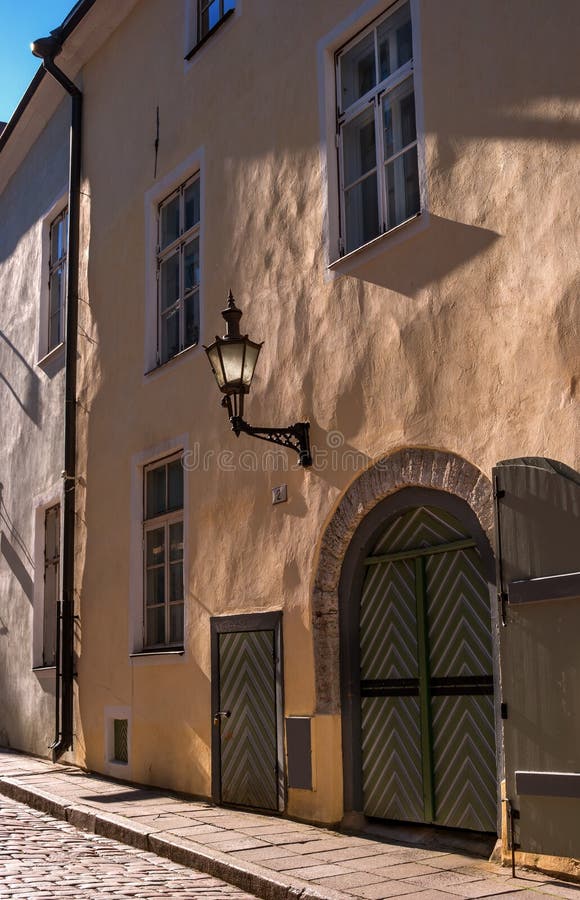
top-left (0, 0), bottom-right (140, 194)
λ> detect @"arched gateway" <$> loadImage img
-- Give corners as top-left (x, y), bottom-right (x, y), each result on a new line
top-left (312, 449), bottom-right (500, 833)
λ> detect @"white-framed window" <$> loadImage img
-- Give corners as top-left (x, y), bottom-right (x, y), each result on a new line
top-left (156, 175), bottom-right (200, 366)
top-left (42, 504), bottom-right (60, 667)
top-left (48, 209), bottom-right (68, 352)
top-left (336, 0), bottom-right (421, 255)
top-left (143, 454), bottom-right (184, 649)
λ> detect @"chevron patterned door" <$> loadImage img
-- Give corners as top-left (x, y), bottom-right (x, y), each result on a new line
top-left (217, 629), bottom-right (278, 810)
top-left (360, 506), bottom-right (497, 832)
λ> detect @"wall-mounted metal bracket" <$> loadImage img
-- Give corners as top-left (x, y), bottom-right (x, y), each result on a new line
top-left (230, 416), bottom-right (312, 467)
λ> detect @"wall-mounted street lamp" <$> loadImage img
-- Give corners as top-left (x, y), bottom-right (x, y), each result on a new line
top-left (204, 292), bottom-right (312, 467)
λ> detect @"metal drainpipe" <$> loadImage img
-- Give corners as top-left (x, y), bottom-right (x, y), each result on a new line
top-left (31, 33), bottom-right (82, 760)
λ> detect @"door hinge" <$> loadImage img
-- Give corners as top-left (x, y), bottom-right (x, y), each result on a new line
top-left (501, 702), bottom-right (508, 719)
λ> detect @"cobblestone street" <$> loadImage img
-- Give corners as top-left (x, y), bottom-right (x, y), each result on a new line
top-left (0, 796), bottom-right (257, 899)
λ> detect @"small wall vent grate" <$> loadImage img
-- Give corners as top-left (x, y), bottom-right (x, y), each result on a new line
top-left (113, 718), bottom-right (128, 763)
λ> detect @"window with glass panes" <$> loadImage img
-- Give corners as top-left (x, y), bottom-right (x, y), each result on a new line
top-left (336, 1), bottom-right (420, 254)
top-left (143, 455), bottom-right (184, 648)
top-left (43, 504), bottom-right (60, 667)
top-left (48, 209), bottom-right (67, 351)
top-left (198, 0), bottom-right (235, 42)
top-left (157, 175), bottom-right (200, 365)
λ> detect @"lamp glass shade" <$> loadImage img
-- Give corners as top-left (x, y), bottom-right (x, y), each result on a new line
top-left (242, 340), bottom-right (262, 389)
top-left (220, 339), bottom-right (247, 388)
top-left (205, 334), bottom-right (262, 395)
top-left (206, 342), bottom-right (227, 390)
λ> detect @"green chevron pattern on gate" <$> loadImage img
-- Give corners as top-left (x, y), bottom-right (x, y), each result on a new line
top-left (360, 506), bottom-right (497, 833)
top-left (218, 630), bottom-right (278, 811)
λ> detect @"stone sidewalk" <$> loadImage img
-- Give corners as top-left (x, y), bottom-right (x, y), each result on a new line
top-left (0, 749), bottom-right (576, 900)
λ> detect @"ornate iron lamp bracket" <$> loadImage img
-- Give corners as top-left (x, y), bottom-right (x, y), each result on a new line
top-left (229, 414), bottom-right (312, 468)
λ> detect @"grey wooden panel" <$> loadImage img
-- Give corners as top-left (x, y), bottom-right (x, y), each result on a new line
top-left (516, 771), bottom-right (580, 799)
top-left (494, 458), bottom-right (580, 585)
top-left (286, 717), bottom-right (312, 790)
top-left (509, 572), bottom-right (580, 604)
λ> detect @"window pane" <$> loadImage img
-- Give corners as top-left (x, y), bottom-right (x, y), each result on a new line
top-left (170, 562), bottom-right (184, 602)
top-left (184, 238), bottom-right (200, 293)
top-left (201, 0), bottom-right (220, 36)
top-left (385, 145), bottom-right (420, 228)
top-left (49, 269), bottom-right (64, 350)
top-left (378, 2), bottom-right (412, 81)
top-left (345, 174), bottom-right (380, 252)
top-left (224, 0), bottom-right (235, 12)
top-left (146, 606), bottom-right (165, 645)
top-left (162, 309), bottom-right (181, 362)
top-left (339, 31), bottom-right (376, 110)
top-left (184, 180), bottom-right (200, 231)
top-left (170, 603), bottom-right (184, 644)
top-left (50, 215), bottom-right (66, 264)
top-left (382, 78), bottom-right (416, 160)
top-left (342, 106), bottom-right (376, 188)
top-left (49, 267), bottom-right (63, 318)
top-left (146, 567), bottom-right (165, 607)
top-left (49, 313), bottom-right (61, 352)
top-left (169, 522), bottom-right (184, 561)
top-left (146, 527), bottom-right (165, 566)
top-left (146, 465), bottom-right (166, 518)
top-left (45, 506), bottom-right (60, 559)
top-left (160, 193), bottom-right (180, 249)
top-left (43, 565), bottom-right (58, 667)
top-left (160, 251), bottom-right (180, 311)
top-left (168, 461), bottom-right (183, 511)
top-left (184, 291), bottom-right (199, 349)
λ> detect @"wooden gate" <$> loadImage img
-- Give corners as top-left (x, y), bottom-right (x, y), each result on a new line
top-left (360, 505), bottom-right (497, 832)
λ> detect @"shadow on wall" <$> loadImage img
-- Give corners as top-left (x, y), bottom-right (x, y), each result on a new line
top-left (0, 483), bottom-right (34, 604)
top-left (341, 215), bottom-right (501, 298)
top-left (0, 330), bottom-right (41, 426)
top-left (424, 0), bottom-right (580, 168)
top-left (0, 98), bottom-right (69, 265)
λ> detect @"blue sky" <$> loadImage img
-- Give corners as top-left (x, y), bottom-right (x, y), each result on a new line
top-left (0, 1), bottom-right (75, 123)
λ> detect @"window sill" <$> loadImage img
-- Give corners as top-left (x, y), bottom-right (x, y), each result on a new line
top-left (37, 342), bottom-right (65, 372)
top-left (328, 211), bottom-right (427, 275)
top-left (144, 343), bottom-right (199, 381)
top-left (185, 8), bottom-right (235, 61)
top-left (32, 665), bottom-right (57, 680)
top-left (130, 649), bottom-right (185, 666)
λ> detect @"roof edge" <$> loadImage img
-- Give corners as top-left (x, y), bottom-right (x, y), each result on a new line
top-left (0, 0), bottom-right (98, 155)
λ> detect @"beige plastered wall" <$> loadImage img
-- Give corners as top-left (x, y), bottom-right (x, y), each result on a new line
top-left (71, 0), bottom-right (579, 831)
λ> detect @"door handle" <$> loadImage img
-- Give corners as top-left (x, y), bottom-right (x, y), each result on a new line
top-left (213, 710), bottom-right (231, 726)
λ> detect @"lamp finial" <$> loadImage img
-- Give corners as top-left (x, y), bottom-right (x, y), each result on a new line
top-left (221, 290), bottom-right (242, 338)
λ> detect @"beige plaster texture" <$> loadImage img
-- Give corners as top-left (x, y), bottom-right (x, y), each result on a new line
top-left (69, 0), bottom-right (579, 830)
top-left (0, 0), bottom-right (578, 855)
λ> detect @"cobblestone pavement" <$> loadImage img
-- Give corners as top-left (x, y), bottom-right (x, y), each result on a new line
top-left (2, 750), bottom-right (580, 900)
top-left (0, 796), bottom-right (257, 899)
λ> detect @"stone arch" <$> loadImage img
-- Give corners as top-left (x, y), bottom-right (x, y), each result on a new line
top-left (312, 447), bottom-right (494, 715)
